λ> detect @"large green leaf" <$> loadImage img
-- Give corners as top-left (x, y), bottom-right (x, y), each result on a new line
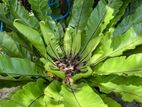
top-left (114, 4), bottom-right (142, 36)
top-left (8, 0), bottom-right (39, 29)
top-left (90, 23), bottom-right (142, 65)
top-left (0, 55), bottom-right (44, 77)
top-left (39, 21), bottom-right (60, 59)
top-left (81, 0), bottom-right (122, 51)
top-left (94, 54), bottom-right (142, 77)
top-left (0, 79), bottom-right (47, 107)
top-left (28, 0), bottom-right (51, 21)
top-left (68, 0), bottom-right (93, 30)
top-left (14, 20), bottom-right (47, 57)
top-left (61, 83), bottom-right (107, 107)
top-left (99, 82), bottom-right (142, 103)
top-left (44, 80), bottom-right (63, 107)
top-left (0, 32), bottom-right (22, 57)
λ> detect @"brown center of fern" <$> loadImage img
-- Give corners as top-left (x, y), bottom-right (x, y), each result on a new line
top-left (55, 56), bottom-right (81, 77)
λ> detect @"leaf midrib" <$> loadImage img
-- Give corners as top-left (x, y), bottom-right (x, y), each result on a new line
top-left (70, 87), bottom-right (82, 107)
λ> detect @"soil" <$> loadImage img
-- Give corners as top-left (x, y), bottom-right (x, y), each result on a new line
top-left (0, 87), bottom-right (19, 100)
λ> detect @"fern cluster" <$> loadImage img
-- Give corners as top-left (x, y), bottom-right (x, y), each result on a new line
top-left (0, 0), bottom-right (142, 106)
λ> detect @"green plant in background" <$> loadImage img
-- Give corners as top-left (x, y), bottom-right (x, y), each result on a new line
top-left (1, 0), bottom-right (142, 106)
